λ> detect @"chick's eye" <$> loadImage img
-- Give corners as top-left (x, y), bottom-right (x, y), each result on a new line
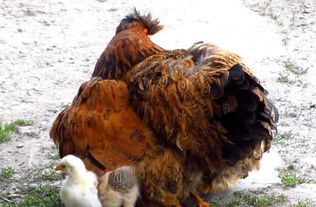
top-left (61, 165), bottom-right (66, 168)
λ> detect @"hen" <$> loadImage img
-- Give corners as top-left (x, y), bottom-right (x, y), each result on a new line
top-left (55, 155), bottom-right (102, 207)
top-left (50, 10), bottom-right (278, 207)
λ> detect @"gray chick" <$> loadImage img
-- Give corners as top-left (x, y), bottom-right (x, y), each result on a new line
top-left (98, 166), bottom-right (139, 207)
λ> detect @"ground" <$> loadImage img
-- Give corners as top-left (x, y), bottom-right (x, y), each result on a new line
top-left (0, 0), bottom-right (315, 206)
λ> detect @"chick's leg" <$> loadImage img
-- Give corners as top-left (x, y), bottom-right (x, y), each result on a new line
top-left (123, 199), bottom-right (137, 207)
top-left (191, 192), bottom-right (210, 207)
top-left (123, 205), bottom-right (135, 207)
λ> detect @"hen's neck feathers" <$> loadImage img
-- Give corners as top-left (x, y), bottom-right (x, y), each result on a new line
top-left (92, 25), bottom-right (164, 80)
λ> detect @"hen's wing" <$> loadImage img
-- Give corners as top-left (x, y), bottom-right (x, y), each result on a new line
top-left (50, 78), bottom-right (151, 175)
top-left (92, 9), bottom-right (164, 80)
top-left (129, 42), bottom-right (278, 182)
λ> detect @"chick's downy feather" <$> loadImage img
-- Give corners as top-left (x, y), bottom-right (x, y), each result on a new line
top-left (98, 166), bottom-right (139, 207)
top-left (55, 155), bottom-right (101, 207)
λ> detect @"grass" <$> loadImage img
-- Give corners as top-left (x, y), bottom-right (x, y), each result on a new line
top-left (1, 185), bottom-right (63, 207)
top-left (282, 59), bottom-right (308, 76)
top-left (296, 201), bottom-right (315, 207)
top-left (228, 191), bottom-right (287, 207)
top-left (209, 202), bottom-right (219, 207)
top-left (276, 71), bottom-right (307, 87)
top-left (0, 167), bottom-right (63, 207)
top-left (0, 120), bottom-right (32, 143)
top-left (280, 171), bottom-right (310, 187)
top-left (273, 131), bottom-right (293, 144)
top-left (0, 167), bottom-right (15, 181)
top-left (0, 148), bottom-right (63, 207)
top-left (277, 58), bottom-right (309, 86)
top-left (32, 169), bottom-right (61, 182)
top-left (19, 185), bottom-right (62, 207)
top-left (276, 72), bottom-right (296, 84)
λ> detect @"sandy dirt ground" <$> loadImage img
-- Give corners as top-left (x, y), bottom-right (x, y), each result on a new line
top-left (0, 0), bottom-right (315, 206)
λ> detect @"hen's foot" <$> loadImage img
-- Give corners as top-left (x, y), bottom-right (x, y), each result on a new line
top-left (175, 200), bottom-right (184, 207)
top-left (176, 202), bottom-right (184, 207)
top-left (197, 201), bottom-right (210, 207)
top-left (191, 192), bottom-right (210, 207)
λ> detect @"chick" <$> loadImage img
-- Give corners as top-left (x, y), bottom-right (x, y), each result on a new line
top-left (98, 166), bottom-right (139, 207)
top-left (55, 155), bottom-right (102, 207)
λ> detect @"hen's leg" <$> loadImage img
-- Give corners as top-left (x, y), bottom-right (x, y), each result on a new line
top-left (191, 192), bottom-right (210, 207)
top-left (176, 200), bottom-right (184, 207)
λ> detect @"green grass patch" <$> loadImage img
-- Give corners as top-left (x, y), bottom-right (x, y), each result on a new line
top-left (0, 120), bottom-right (32, 143)
top-left (296, 200), bottom-right (315, 207)
top-left (0, 167), bottom-right (15, 181)
top-left (228, 192), bottom-right (287, 207)
top-left (32, 169), bottom-right (61, 182)
top-left (280, 171), bottom-right (310, 187)
top-left (19, 185), bottom-right (62, 207)
top-left (277, 72), bottom-right (296, 84)
top-left (1, 185), bottom-right (63, 207)
top-left (273, 131), bottom-right (293, 144)
top-left (277, 59), bottom-right (309, 86)
top-left (209, 202), bottom-right (219, 207)
top-left (282, 59), bottom-right (308, 76)
top-left (0, 167), bottom-right (63, 206)
top-left (0, 153), bottom-right (63, 207)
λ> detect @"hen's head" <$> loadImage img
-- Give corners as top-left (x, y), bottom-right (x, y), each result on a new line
top-left (115, 8), bottom-right (163, 35)
top-left (55, 155), bottom-right (86, 175)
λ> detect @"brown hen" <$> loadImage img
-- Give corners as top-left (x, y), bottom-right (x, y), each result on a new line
top-left (50, 10), bottom-right (278, 207)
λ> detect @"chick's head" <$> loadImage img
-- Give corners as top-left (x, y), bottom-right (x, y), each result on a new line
top-left (55, 155), bottom-right (86, 175)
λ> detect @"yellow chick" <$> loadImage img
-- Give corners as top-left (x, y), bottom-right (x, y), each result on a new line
top-left (55, 155), bottom-right (102, 207)
top-left (98, 166), bottom-right (139, 207)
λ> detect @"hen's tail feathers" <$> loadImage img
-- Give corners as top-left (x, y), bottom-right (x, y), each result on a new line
top-left (116, 8), bottom-right (164, 35)
top-left (221, 64), bottom-right (279, 165)
top-left (189, 42), bottom-right (279, 165)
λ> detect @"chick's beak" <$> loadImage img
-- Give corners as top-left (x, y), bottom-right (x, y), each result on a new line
top-left (55, 165), bottom-right (63, 171)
